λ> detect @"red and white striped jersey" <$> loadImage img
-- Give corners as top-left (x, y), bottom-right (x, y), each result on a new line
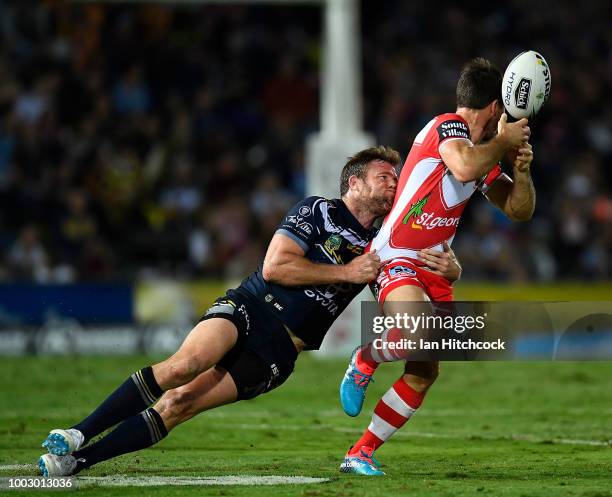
top-left (371, 113), bottom-right (509, 264)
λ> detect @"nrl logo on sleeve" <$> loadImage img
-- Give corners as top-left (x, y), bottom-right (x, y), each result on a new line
top-left (515, 77), bottom-right (532, 110)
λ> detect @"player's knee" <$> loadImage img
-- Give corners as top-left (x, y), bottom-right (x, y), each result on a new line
top-left (159, 356), bottom-right (204, 387)
top-left (403, 361), bottom-right (439, 390)
top-left (158, 389), bottom-right (197, 424)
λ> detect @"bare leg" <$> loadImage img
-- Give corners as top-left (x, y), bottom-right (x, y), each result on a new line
top-left (402, 360), bottom-right (439, 392)
top-left (155, 366), bottom-right (239, 431)
top-left (152, 318), bottom-right (238, 390)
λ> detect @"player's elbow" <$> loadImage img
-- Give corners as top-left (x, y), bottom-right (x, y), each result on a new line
top-left (518, 210), bottom-right (534, 222)
top-left (453, 170), bottom-right (476, 183)
top-left (262, 259), bottom-right (284, 283)
top-left (262, 262), bottom-right (276, 282)
top-left (505, 207), bottom-right (534, 222)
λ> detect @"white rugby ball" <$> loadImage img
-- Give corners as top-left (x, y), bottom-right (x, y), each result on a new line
top-left (502, 50), bottom-right (551, 119)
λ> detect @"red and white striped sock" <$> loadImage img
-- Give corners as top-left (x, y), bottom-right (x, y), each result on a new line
top-left (359, 327), bottom-right (408, 372)
top-left (348, 377), bottom-right (425, 454)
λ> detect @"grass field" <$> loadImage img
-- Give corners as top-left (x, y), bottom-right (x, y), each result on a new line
top-left (1, 355), bottom-right (611, 496)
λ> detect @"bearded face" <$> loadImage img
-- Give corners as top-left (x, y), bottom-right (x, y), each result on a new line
top-left (356, 161), bottom-right (398, 217)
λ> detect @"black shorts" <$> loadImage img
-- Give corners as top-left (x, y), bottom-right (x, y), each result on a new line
top-left (199, 289), bottom-right (298, 400)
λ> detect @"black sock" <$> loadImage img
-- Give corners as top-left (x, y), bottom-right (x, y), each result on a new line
top-left (72, 366), bottom-right (163, 443)
top-left (73, 408), bottom-right (168, 473)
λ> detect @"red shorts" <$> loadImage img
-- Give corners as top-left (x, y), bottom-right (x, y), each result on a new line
top-left (372, 258), bottom-right (453, 305)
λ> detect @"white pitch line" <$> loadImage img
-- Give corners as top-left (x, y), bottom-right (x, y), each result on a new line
top-left (0, 464), bottom-right (36, 471)
top-left (75, 475), bottom-right (329, 487)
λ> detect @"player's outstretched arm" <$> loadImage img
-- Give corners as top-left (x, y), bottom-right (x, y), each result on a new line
top-left (440, 114), bottom-right (530, 182)
top-left (262, 234), bottom-right (380, 286)
top-left (484, 142), bottom-right (535, 222)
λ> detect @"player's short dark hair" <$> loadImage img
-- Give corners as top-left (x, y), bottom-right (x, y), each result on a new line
top-left (340, 146), bottom-right (400, 196)
top-left (456, 57), bottom-right (502, 109)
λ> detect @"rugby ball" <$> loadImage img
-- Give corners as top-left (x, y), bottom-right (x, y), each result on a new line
top-left (501, 50), bottom-right (551, 119)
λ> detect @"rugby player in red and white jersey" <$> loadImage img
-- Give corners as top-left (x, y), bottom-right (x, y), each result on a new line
top-left (339, 58), bottom-right (535, 475)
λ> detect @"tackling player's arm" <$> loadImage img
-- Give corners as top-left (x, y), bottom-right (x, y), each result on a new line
top-left (262, 234), bottom-right (380, 285)
top-left (439, 114), bottom-right (530, 183)
top-left (417, 242), bottom-right (462, 282)
top-left (484, 142), bottom-right (535, 222)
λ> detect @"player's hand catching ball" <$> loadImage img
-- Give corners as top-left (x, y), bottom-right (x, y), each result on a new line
top-left (418, 241), bottom-right (462, 282)
top-left (513, 141), bottom-right (533, 173)
top-left (497, 113), bottom-right (530, 149)
top-left (344, 250), bottom-right (382, 284)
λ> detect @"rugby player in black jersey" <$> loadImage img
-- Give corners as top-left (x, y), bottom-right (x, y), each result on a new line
top-left (37, 146), bottom-right (462, 477)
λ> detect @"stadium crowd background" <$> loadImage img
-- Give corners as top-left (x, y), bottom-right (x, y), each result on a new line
top-left (0, 1), bottom-right (610, 285)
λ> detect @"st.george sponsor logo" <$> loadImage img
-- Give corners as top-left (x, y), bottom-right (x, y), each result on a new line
top-left (402, 195), bottom-right (460, 230)
top-left (402, 195), bottom-right (429, 228)
top-left (413, 212), bottom-right (460, 230)
top-left (515, 77), bottom-right (531, 110)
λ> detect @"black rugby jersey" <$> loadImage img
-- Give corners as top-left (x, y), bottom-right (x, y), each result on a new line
top-left (237, 196), bottom-right (376, 350)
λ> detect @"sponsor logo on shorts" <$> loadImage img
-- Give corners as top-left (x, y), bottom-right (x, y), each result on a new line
top-left (237, 304), bottom-right (250, 331)
top-left (266, 363), bottom-right (281, 391)
top-left (389, 265), bottom-right (417, 277)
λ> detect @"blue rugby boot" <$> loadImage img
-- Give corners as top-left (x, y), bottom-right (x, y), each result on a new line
top-left (339, 446), bottom-right (385, 476)
top-left (340, 347), bottom-right (375, 417)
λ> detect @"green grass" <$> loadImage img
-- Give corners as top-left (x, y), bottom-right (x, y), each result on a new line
top-left (1, 355), bottom-right (611, 496)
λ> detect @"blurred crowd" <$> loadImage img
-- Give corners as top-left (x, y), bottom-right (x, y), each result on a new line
top-left (0, 1), bottom-right (610, 283)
